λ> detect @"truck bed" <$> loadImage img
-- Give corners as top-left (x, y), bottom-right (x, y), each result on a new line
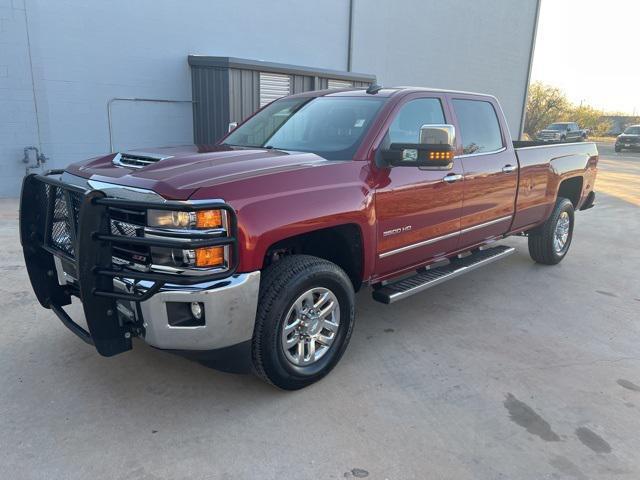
top-left (510, 141), bottom-right (599, 232)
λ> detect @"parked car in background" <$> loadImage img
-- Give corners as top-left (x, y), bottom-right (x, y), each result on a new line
top-left (536, 122), bottom-right (588, 143)
top-left (615, 125), bottom-right (640, 152)
top-left (20, 87), bottom-right (599, 390)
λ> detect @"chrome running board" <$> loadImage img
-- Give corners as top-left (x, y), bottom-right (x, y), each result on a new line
top-left (372, 245), bottom-right (515, 304)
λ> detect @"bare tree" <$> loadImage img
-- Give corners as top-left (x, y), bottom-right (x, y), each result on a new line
top-left (523, 82), bottom-right (570, 138)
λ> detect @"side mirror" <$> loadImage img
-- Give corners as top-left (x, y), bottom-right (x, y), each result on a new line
top-left (228, 122), bottom-right (238, 132)
top-left (381, 124), bottom-right (455, 169)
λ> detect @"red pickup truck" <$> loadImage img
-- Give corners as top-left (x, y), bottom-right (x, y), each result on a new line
top-left (20, 86), bottom-right (598, 389)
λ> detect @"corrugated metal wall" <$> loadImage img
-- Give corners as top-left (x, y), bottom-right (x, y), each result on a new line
top-left (228, 69), bottom-right (260, 131)
top-left (191, 67), bottom-right (230, 146)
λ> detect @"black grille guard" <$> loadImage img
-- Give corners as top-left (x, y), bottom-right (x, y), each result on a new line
top-left (19, 171), bottom-right (239, 356)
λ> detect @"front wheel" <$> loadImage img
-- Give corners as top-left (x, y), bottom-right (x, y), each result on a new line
top-left (528, 198), bottom-right (575, 265)
top-left (252, 255), bottom-right (355, 390)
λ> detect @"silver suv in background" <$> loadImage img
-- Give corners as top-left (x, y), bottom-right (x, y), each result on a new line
top-left (536, 122), bottom-right (588, 143)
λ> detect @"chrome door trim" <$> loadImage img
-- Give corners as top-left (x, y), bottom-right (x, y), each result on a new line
top-left (455, 146), bottom-right (507, 159)
top-left (378, 215), bottom-right (512, 259)
top-left (379, 230), bottom-right (460, 259)
top-left (460, 215), bottom-right (512, 234)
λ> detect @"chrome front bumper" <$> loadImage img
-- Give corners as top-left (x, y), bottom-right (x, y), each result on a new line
top-left (112, 271), bottom-right (260, 351)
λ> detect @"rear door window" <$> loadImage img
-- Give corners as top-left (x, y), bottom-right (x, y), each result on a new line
top-left (452, 99), bottom-right (504, 154)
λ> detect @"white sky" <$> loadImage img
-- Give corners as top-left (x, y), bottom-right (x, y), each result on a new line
top-left (531, 0), bottom-right (640, 115)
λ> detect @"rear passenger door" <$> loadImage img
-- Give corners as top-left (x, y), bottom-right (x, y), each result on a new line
top-left (449, 97), bottom-right (517, 248)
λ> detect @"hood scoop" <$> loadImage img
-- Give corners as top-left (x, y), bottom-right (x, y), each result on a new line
top-left (112, 151), bottom-right (174, 169)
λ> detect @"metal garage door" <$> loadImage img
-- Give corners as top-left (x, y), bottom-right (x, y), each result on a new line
top-left (259, 73), bottom-right (291, 107)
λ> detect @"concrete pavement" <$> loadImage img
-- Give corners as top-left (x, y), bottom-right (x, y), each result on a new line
top-left (1, 144), bottom-right (639, 479)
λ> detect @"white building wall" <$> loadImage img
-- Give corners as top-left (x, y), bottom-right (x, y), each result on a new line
top-left (0, 0), bottom-right (41, 194)
top-left (0, 0), bottom-right (351, 196)
top-left (351, 0), bottom-right (538, 138)
top-left (0, 0), bottom-right (537, 196)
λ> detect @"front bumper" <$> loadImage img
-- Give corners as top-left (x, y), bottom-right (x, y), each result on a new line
top-left (113, 272), bottom-right (260, 350)
top-left (20, 171), bottom-right (255, 357)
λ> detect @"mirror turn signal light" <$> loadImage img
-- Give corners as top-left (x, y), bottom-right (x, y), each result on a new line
top-left (196, 209), bottom-right (223, 229)
top-left (195, 246), bottom-right (225, 268)
top-left (429, 151), bottom-right (453, 160)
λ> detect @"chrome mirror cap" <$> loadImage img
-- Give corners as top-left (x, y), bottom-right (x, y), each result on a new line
top-left (420, 124), bottom-right (455, 147)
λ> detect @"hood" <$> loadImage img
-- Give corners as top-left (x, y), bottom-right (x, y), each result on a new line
top-left (65, 145), bottom-right (337, 200)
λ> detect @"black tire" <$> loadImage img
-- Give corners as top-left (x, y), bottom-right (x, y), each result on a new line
top-left (528, 198), bottom-right (575, 265)
top-left (252, 255), bottom-right (355, 390)
top-left (615, 146), bottom-right (621, 153)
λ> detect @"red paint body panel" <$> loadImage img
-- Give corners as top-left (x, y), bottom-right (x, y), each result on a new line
top-left (64, 88), bottom-right (598, 284)
top-left (189, 159), bottom-right (377, 278)
top-left (512, 142), bottom-right (599, 231)
top-left (447, 96), bottom-right (518, 244)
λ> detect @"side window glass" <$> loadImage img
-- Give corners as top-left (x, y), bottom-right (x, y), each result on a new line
top-left (388, 98), bottom-right (445, 144)
top-left (452, 99), bottom-right (504, 154)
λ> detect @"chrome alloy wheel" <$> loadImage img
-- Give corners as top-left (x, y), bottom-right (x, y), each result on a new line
top-left (553, 211), bottom-right (571, 253)
top-left (281, 287), bottom-right (340, 367)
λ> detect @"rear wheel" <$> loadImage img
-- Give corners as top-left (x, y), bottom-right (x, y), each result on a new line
top-left (528, 198), bottom-right (575, 265)
top-left (252, 255), bottom-right (355, 390)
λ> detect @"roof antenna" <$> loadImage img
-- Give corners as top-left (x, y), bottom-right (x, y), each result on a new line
top-left (366, 84), bottom-right (383, 95)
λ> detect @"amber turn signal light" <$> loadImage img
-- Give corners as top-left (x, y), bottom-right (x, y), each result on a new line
top-left (196, 209), bottom-right (223, 229)
top-left (195, 246), bottom-right (225, 267)
top-left (196, 247), bottom-right (224, 267)
top-left (428, 151), bottom-right (453, 161)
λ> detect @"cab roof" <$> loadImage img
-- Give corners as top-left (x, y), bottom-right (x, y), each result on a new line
top-left (288, 86), bottom-right (495, 100)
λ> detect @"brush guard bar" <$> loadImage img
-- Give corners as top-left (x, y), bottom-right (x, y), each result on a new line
top-left (19, 171), bottom-right (239, 356)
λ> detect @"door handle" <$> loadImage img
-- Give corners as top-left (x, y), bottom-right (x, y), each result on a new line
top-left (502, 164), bottom-right (517, 173)
top-left (442, 173), bottom-right (463, 183)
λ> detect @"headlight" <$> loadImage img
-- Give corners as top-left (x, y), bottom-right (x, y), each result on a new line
top-left (147, 209), bottom-right (224, 229)
top-left (146, 209), bottom-right (229, 270)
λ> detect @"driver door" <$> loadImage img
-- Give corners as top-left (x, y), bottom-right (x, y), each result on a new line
top-left (374, 94), bottom-right (464, 279)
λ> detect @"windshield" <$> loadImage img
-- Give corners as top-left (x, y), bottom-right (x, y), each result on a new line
top-left (223, 96), bottom-right (386, 160)
top-left (623, 126), bottom-right (640, 135)
top-left (547, 123), bottom-right (569, 131)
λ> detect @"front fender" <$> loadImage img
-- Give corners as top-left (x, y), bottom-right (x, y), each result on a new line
top-left (189, 160), bottom-right (377, 279)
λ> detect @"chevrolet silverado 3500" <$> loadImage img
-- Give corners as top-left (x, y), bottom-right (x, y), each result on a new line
top-left (20, 86), bottom-right (598, 389)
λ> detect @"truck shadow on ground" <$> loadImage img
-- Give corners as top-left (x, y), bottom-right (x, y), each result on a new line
top-left (19, 249), bottom-right (534, 418)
